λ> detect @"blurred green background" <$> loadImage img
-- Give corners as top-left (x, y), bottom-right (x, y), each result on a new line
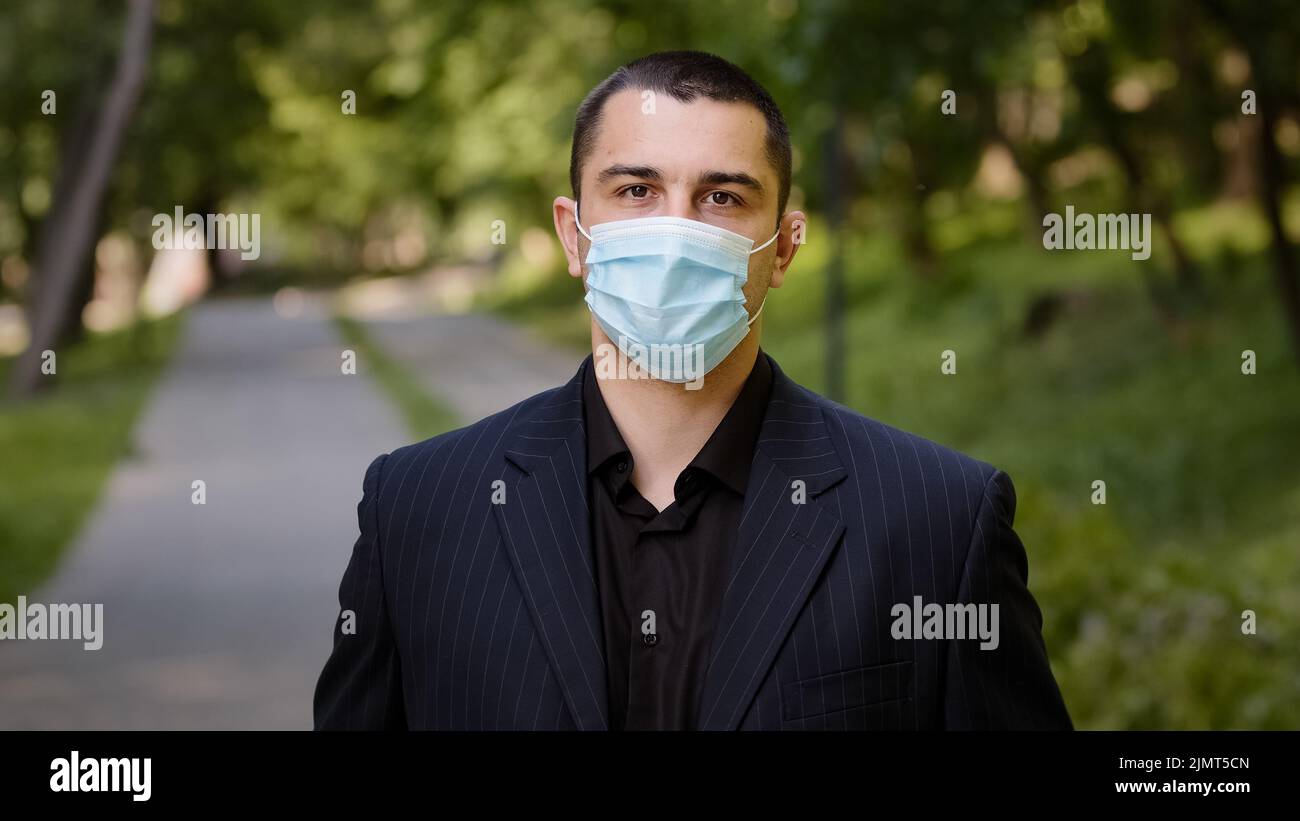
top-left (1, 0), bottom-right (1298, 728)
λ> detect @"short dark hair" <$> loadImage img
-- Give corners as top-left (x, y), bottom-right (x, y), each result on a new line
top-left (569, 50), bottom-right (792, 219)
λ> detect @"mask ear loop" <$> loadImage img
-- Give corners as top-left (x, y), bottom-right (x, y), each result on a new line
top-left (744, 227), bottom-right (780, 325)
top-left (574, 202), bottom-right (593, 242)
top-left (749, 229), bottom-right (780, 254)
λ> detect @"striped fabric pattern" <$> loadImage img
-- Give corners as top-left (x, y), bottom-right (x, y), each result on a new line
top-left (313, 353), bottom-right (1072, 730)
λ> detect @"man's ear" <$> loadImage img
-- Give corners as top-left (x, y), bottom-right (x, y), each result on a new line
top-left (769, 210), bottom-right (806, 290)
top-left (553, 196), bottom-right (585, 278)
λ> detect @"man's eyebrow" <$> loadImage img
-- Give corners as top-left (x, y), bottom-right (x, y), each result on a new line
top-left (596, 164), bottom-right (663, 184)
top-left (698, 170), bottom-right (765, 194)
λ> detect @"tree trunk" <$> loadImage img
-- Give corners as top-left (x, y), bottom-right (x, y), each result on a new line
top-left (823, 107), bottom-right (847, 403)
top-left (1198, 0), bottom-right (1300, 365)
top-left (1257, 93), bottom-right (1300, 365)
top-left (46, 84), bottom-right (105, 350)
top-left (1104, 115), bottom-right (1202, 294)
top-left (7, 0), bottom-right (155, 398)
top-left (972, 81), bottom-right (1053, 240)
top-left (1069, 46), bottom-right (1201, 298)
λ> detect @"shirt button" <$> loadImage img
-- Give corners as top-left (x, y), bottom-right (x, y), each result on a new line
top-left (643, 633), bottom-right (658, 647)
top-left (616, 460), bottom-right (628, 473)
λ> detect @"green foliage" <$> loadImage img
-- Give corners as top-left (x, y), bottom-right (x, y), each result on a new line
top-left (3, 0), bottom-right (1297, 290)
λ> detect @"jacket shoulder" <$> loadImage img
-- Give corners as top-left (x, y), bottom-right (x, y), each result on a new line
top-left (806, 388), bottom-right (1001, 495)
top-left (378, 380), bottom-right (573, 484)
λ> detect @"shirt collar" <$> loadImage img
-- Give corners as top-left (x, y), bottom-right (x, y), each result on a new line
top-left (690, 351), bottom-right (772, 495)
top-left (581, 350), bottom-right (774, 496)
top-left (583, 361), bottom-right (631, 475)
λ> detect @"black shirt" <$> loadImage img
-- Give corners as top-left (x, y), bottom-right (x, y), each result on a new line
top-left (582, 352), bottom-right (773, 730)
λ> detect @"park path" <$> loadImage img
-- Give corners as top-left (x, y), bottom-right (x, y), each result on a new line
top-left (0, 295), bottom-right (576, 729)
top-left (360, 310), bottom-right (580, 422)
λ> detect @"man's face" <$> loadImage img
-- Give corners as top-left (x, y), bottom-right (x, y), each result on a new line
top-left (554, 88), bottom-right (803, 316)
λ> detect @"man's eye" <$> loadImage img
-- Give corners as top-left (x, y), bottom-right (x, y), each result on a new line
top-left (624, 185), bottom-right (650, 198)
top-left (708, 191), bottom-right (737, 206)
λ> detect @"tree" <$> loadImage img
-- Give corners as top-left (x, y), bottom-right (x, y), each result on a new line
top-left (8, 0), bottom-right (155, 397)
top-left (1200, 0), bottom-right (1300, 365)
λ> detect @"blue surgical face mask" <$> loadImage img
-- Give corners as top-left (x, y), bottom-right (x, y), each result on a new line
top-left (575, 206), bottom-right (778, 383)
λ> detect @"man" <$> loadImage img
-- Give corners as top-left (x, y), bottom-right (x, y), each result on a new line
top-left (314, 51), bottom-right (1072, 730)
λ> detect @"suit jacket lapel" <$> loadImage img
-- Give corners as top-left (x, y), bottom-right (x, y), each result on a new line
top-left (698, 354), bottom-right (848, 730)
top-left (493, 357), bottom-right (609, 730)
top-left (491, 353), bottom-right (845, 731)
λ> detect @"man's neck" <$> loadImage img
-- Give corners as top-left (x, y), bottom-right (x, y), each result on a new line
top-left (590, 325), bottom-right (760, 511)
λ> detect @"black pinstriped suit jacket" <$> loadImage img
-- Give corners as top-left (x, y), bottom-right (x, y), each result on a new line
top-left (313, 352), bottom-right (1072, 730)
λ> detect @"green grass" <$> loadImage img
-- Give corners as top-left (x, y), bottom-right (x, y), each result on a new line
top-left (332, 314), bottom-right (460, 441)
top-left (484, 201), bottom-right (1300, 729)
top-left (0, 313), bottom-right (184, 603)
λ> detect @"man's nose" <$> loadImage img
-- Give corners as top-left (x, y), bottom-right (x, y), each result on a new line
top-left (662, 190), bottom-right (703, 222)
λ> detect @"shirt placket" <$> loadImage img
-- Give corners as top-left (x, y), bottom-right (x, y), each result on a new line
top-left (624, 526), bottom-right (667, 729)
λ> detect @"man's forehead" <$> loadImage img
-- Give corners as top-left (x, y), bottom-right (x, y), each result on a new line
top-left (587, 88), bottom-right (772, 185)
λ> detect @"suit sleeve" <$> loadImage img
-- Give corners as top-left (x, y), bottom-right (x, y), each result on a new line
top-left (313, 453), bottom-right (408, 730)
top-left (943, 469), bottom-right (1073, 729)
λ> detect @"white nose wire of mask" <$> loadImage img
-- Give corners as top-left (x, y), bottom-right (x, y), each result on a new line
top-left (574, 203), bottom-right (778, 254)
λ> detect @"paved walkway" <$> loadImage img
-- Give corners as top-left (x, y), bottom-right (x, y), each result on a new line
top-left (361, 311), bottom-right (580, 422)
top-left (0, 297), bottom-right (409, 728)
top-left (0, 296), bottom-right (580, 729)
